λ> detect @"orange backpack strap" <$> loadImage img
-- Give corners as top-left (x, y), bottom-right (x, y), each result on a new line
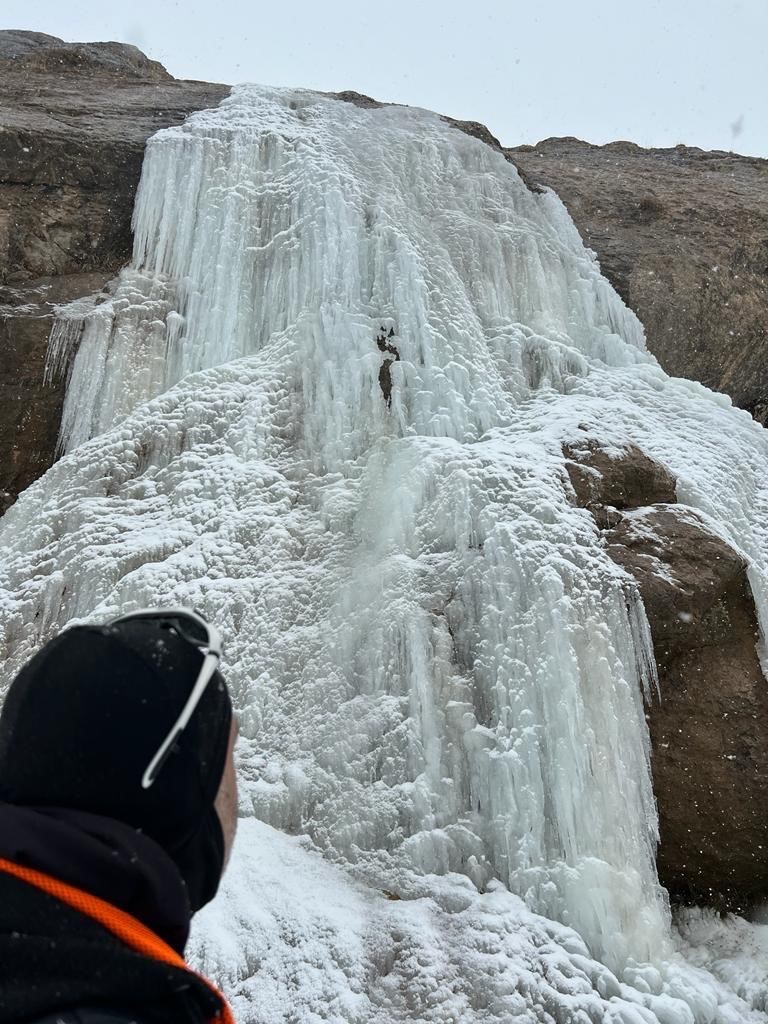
top-left (0, 857), bottom-right (235, 1024)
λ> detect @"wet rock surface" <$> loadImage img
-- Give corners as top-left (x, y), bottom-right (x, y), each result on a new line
top-left (0, 30), bottom-right (229, 512)
top-left (565, 441), bottom-right (768, 911)
top-left (511, 138), bottom-right (768, 425)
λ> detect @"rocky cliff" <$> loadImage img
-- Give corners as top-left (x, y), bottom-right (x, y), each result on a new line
top-left (565, 440), bottom-right (768, 912)
top-left (510, 138), bottom-right (768, 425)
top-left (0, 31), bottom-right (229, 513)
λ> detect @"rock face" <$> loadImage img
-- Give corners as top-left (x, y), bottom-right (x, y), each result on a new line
top-left (510, 139), bottom-right (768, 425)
top-left (565, 440), bottom-right (768, 911)
top-left (0, 31), bottom-right (229, 512)
top-left (0, 30), bottom-right (172, 79)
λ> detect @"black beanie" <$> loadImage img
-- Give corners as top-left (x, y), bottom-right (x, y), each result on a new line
top-left (0, 619), bottom-right (233, 911)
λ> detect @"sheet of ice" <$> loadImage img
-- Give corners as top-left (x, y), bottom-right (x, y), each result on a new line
top-left (1, 86), bottom-right (766, 1021)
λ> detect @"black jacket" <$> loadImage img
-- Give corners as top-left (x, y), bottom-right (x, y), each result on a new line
top-left (0, 806), bottom-right (223, 1024)
top-left (0, 873), bottom-right (222, 1024)
top-left (25, 1011), bottom-right (156, 1024)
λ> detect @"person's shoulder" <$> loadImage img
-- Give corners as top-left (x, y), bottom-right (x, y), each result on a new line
top-left (26, 1011), bottom-right (153, 1024)
top-left (23, 999), bottom-right (210, 1024)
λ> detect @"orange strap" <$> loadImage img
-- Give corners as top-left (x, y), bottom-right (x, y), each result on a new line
top-left (0, 857), bottom-right (235, 1024)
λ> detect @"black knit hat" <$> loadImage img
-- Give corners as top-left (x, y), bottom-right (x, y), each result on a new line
top-left (0, 618), bottom-right (233, 911)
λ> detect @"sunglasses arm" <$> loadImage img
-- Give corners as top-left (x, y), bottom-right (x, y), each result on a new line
top-left (141, 650), bottom-right (221, 789)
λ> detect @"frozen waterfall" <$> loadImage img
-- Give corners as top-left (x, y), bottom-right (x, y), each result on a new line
top-left (4, 85), bottom-right (768, 1022)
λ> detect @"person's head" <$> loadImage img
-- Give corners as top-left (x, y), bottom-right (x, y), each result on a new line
top-left (0, 608), bottom-right (238, 911)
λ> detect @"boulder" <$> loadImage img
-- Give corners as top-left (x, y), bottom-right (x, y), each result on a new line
top-left (563, 440), bottom-right (677, 527)
top-left (565, 440), bottom-right (768, 911)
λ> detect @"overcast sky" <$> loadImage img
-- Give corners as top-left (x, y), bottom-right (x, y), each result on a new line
top-left (6, 0), bottom-right (767, 158)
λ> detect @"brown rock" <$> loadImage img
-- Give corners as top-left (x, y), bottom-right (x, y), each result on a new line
top-left (0, 273), bottom-right (113, 514)
top-left (0, 30), bottom-right (171, 80)
top-left (332, 91), bottom-right (384, 109)
top-left (564, 441), bottom-right (768, 910)
top-left (509, 138), bottom-right (768, 425)
top-left (442, 116), bottom-right (504, 152)
top-left (607, 506), bottom-right (768, 912)
top-left (0, 31), bottom-right (230, 510)
top-left (563, 439), bottom-right (677, 527)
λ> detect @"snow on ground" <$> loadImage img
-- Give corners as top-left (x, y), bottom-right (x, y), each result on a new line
top-left (192, 819), bottom-right (768, 1023)
top-left (1, 86), bottom-right (767, 1021)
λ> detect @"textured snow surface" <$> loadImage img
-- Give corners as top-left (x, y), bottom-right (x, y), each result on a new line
top-left (191, 819), bottom-right (768, 1024)
top-left (2, 85), bottom-right (768, 1021)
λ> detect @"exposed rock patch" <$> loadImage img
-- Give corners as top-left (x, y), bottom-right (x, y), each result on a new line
top-left (442, 116), bottom-right (503, 152)
top-left (565, 440), bottom-right (768, 911)
top-left (332, 90), bottom-right (384, 109)
top-left (608, 507), bottom-right (768, 912)
top-left (564, 440), bottom-right (677, 527)
top-left (442, 116), bottom-right (546, 194)
top-left (376, 326), bottom-right (400, 407)
top-left (0, 272), bottom-right (112, 512)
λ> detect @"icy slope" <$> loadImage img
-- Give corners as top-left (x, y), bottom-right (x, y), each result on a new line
top-left (2, 86), bottom-right (768, 1021)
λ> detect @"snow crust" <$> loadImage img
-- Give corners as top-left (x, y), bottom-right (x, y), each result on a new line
top-left (192, 818), bottom-right (768, 1024)
top-left (1, 85), bottom-right (767, 1021)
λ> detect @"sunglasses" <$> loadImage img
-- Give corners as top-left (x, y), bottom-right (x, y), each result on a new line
top-left (108, 607), bottom-right (223, 789)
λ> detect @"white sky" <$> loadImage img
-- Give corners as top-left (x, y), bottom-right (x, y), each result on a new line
top-left (6, 0), bottom-right (768, 158)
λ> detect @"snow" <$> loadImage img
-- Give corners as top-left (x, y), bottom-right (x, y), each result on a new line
top-left (191, 819), bottom-right (768, 1023)
top-left (1, 85), bottom-right (767, 1021)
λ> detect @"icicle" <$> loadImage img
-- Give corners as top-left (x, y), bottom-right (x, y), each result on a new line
top-left (43, 291), bottom-right (105, 390)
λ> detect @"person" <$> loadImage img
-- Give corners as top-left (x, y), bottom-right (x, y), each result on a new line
top-left (0, 608), bottom-right (239, 1024)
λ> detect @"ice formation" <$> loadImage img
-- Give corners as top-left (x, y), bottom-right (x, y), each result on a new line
top-left (2, 86), bottom-right (768, 1021)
